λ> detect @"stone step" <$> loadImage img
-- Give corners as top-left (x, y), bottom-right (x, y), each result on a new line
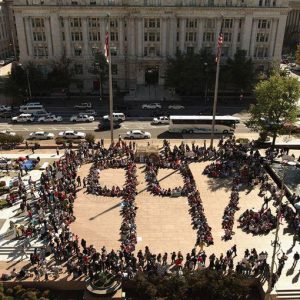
top-left (274, 289), bottom-right (300, 299)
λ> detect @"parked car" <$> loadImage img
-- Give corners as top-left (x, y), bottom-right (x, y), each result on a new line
top-left (70, 114), bottom-right (94, 122)
top-left (12, 114), bottom-right (34, 123)
top-left (74, 102), bottom-right (92, 109)
top-left (29, 131), bottom-right (54, 140)
top-left (0, 130), bottom-right (16, 136)
top-left (102, 112), bottom-right (126, 122)
top-left (142, 103), bottom-right (162, 109)
top-left (84, 110), bottom-right (97, 117)
top-left (168, 105), bottom-right (185, 110)
top-left (0, 105), bottom-right (12, 112)
top-left (125, 130), bottom-right (151, 139)
top-left (152, 116), bottom-right (169, 125)
top-left (98, 119), bottom-right (121, 131)
top-left (58, 130), bottom-right (86, 139)
top-left (32, 110), bottom-right (49, 119)
top-left (38, 114), bottom-right (63, 123)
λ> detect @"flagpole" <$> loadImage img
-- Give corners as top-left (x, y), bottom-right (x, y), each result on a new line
top-left (210, 17), bottom-right (223, 149)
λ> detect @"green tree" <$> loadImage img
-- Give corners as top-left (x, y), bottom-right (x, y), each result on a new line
top-left (296, 44), bottom-right (300, 65)
top-left (165, 49), bottom-right (215, 96)
top-left (226, 50), bottom-right (255, 90)
top-left (246, 74), bottom-right (300, 146)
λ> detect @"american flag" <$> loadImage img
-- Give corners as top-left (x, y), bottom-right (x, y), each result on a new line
top-left (215, 24), bottom-right (223, 63)
top-left (104, 29), bottom-right (109, 63)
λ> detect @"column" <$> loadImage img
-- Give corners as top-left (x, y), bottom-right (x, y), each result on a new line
top-left (231, 18), bottom-right (239, 56)
top-left (118, 18), bottom-right (124, 56)
top-left (179, 17), bottom-right (186, 52)
top-left (45, 16), bottom-right (53, 57)
top-left (64, 17), bottom-right (71, 57)
top-left (14, 13), bottom-right (29, 60)
top-left (100, 18), bottom-right (106, 53)
top-left (273, 14), bottom-right (288, 60)
top-left (82, 17), bottom-right (89, 57)
top-left (137, 17), bottom-right (143, 57)
top-left (269, 18), bottom-right (278, 58)
top-left (241, 14), bottom-right (253, 56)
top-left (197, 18), bottom-right (203, 52)
top-left (50, 13), bottom-right (62, 58)
top-left (168, 17), bottom-right (176, 56)
top-left (249, 19), bottom-right (258, 57)
top-left (161, 17), bottom-right (167, 57)
top-left (128, 17), bottom-right (136, 58)
top-left (24, 17), bottom-right (33, 57)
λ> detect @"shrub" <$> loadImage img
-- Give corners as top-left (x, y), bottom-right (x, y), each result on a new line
top-left (0, 134), bottom-right (24, 146)
top-left (85, 133), bottom-right (95, 143)
top-left (55, 137), bottom-right (65, 145)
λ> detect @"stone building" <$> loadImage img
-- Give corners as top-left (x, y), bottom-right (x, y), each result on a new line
top-left (13, 0), bottom-right (289, 94)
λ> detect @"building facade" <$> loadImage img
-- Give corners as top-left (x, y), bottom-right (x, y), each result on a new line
top-left (13, 0), bottom-right (289, 93)
top-left (284, 0), bottom-right (300, 52)
top-left (0, 0), bottom-right (13, 59)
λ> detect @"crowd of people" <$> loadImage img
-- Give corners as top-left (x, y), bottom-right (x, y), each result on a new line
top-left (1, 138), bottom-right (299, 290)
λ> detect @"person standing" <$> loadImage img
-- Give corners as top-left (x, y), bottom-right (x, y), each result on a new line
top-left (293, 251), bottom-right (300, 268)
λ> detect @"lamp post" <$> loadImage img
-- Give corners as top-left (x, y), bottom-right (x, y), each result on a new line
top-left (264, 155), bottom-right (296, 300)
top-left (204, 62), bottom-right (208, 104)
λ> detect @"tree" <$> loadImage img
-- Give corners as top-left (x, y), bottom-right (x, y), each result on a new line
top-left (226, 50), bottom-right (255, 91)
top-left (246, 74), bottom-right (300, 146)
top-left (296, 44), bottom-right (300, 65)
top-left (165, 49), bottom-right (215, 96)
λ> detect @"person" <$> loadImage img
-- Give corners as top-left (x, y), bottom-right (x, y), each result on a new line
top-left (56, 147), bottom-right (59, 156)
top-left (231, 244), bottom-right (237, 257)
top-left (77, 176), bottom-right (81, 187)
top-left (31, 147), bottom-right (35, 154)
top-left (21, 244), bottom-right (28, 259)
top-left (293, 251), bottom-right (300, 268)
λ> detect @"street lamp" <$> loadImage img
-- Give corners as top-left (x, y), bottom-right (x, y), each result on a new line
top-left (264, 155), bottom-right (296, 300)
top-left (204, 62), bottom-right (208, 104)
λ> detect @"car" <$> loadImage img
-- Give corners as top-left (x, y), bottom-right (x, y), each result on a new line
top-left (125, 130), bottom-right (151, 139)
top-left (98, 119), bottom-right (121, 131)
top-left (142, 103), bottom-right (162, 109)
top-left (168, 105), bottom-right (185, 110)
top-left (74, 102), bottom-right (92, 109)
top-left (28, 131), bottom-right (55, 140)
top-left (12, 114), bottom-right (34, 123)
top-left (0, 60), bottom-right (5, 66)
top-left (19, 102), bottom-right (41, 110)
top-left (32, 110), bottom-right (49, 119)
top-left (102, 112), bottom-right (126, 122)
top-left (38, 114), bottom-right (63, 123)
top-left (58, 130), bottom-right (86, 139)
top-left (0, 130), bottom-right (16, 136)
top-left (152, 116), bottom-right (169, 125)
top-left (70, 114), bottom-right (94, 122)
top-left (0, 105), bottom-right (12, 112)
top-left (83, 110), bottom-right (97, 117)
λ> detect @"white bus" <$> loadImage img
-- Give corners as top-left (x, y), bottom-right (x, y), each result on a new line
top-left (168, 115), bottom-right (240, 134)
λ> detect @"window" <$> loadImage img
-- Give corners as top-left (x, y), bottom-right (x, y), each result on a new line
top-left (33, 46), bottom-right (48, 58)
top-left (223, 19), bottom-right (233, 29)
top-left (112, 64), bottom-right (118, 75)
top-left (223, 32), bottom-right (232, 42)
top-left (144, 47), bottom-right (148, 56)
top-left (74, 48), bottom-right (82, 56)
top-left (110, 32), bottom-right (118, 41)
top-left (31, 18), bottom-right (44, 28)
top-left (176, 32), bottom-right (179, 42)
top-left (205, 19), bottom-right (215, 29)
top-left (74, 64), bottom-right (83, 75)
top-left (89, 32), bottom-right (100, 41)
top-left (149, 32), bottom-right (155, 41)
top-left (237, 33), bottom-right (240, 43)
top-left (70, 18), bottom-right (82, 28)
top-left (203, 32), bottom-right (214, 42)
top-left (149, 47), bottom-right (156, 56)
top-left (62, 32), bottom-right (65, 41)
top-left (144, 33), bottom-right (148, 41)
top-left (71, 32), bottom-right (83, 41)
top-left (60, 18), bottom-right (64, 27)
top-left (255, 46), bottom-right (268, 58)
top-left (110, 19), bottom-right (118, 28)
top-left (186, 32), bottom-right (197, 42)
top-left (259, 0), bottom-right (263, 6)
top-left (258, 20), bottom-right (271, 29)
top-left (265, 0), bottom-right (270, 6)
top-left (256, 32), bottom-right (269, 42)
top-left (145, 18), bottom-right (160, 28)
top-left (149, 19), bottom-right (156, 28)
top-left (186, 19), bottom-right (197, 28)
top-left (239, 19), bottom-right (242, 29)
top-left (187, 47), bottom-right (194, 54)
top-left (33, 32), bottom-right (46, 42)
top-left (89, 18), bottom-right (99, 27)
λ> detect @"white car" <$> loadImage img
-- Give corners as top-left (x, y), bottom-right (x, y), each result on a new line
top-left (125, 130), bottom-right (151, 139)
top-left (29, 131), bottom-right (54, 140)
top-left (58, 130), bottom-right (86, 139)
top-left (0, 105), bottom-right (12, 112)
top-left (142, 103), bottom-right (162, 109)
top-left (38, 114), bottom-right (63, 123)
top-left (152, 116), bottom-right (169, 125)
top-left (168, 105), bottom-right (185, 110)
top-left (74, 102), bottom-right (92, 109)
top-left (0, 130), bottom-right (16, 136)
top-left (70, 114), bottom-right (94, 122)
top-left (12, 114), bottom-right (34, 123)
top-left (84, 110), bottom-right (97, 117)
top-left (19, 102), bottom-right (41, 110)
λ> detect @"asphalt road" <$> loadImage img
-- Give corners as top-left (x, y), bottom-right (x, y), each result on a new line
top-left (0, 119), bottom-right (250, 140)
